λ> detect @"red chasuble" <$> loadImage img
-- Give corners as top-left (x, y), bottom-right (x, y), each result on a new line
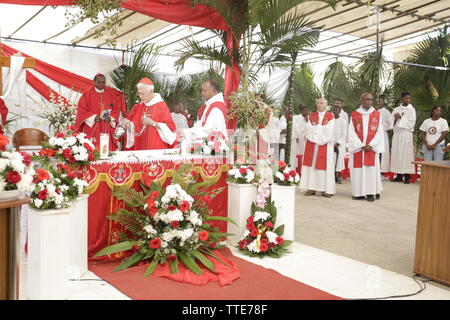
top-left (0, 98), bottom-right (9, 135)
top-left (303, 111), bottom-right (334, 170)
top-left (126, 100), bottom-right (176, 150)
top-left (351, 110), bottom-right (380, 168)
top-left (75, 87), bottom-right (123, 151)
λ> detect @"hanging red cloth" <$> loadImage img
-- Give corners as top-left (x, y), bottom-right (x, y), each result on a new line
top-left (0, 98), bottom-right (9, 135)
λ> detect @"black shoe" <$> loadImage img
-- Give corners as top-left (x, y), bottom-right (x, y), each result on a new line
top-left (367, 195), bottom-right (375, 202)
top-left (376, 194), bottom-right (380, 200)
top-left (392, 174), bottom-right (403, 182)
top-left (403, 174), bottom-right (410, 184)
top-left (337, 177), bottom-right (342, 184)
top-left (352, 196), bottom-right (365, 200)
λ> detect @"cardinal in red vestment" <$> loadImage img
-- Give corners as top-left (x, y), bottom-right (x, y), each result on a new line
top-left (74, 73), bottom-right (125, 151)
top-left (123, 78), bottom-right (176, 150)
top-left (0, 98), bottom-right (9, 135)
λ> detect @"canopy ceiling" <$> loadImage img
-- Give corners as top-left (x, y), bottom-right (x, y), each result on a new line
top-left (0, 0), bottom-right (448, 63)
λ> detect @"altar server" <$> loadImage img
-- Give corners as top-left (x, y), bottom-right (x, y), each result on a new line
top-left (348, 93), bottom-right (384, 202)
top-left (171, 102), bottom-right (189, 130)
top-left (390, 92), bottom-right (416, 184)
top-left (334, 98), bottom-right (349, 123)
top-left (123, 78), bottom-right (176, 150)
top-left (377, 95), bottom-right (392, 174)
top-left (295, 105), bottom-right (309, 158)
top-left (0, 98), bottom-right (9, 135)
top-left (332, 104), bottom-right (347, 184)
top-left (300, 97), bottom-right (336, 197)
top-left (75, 73), bottom-right (124, 150)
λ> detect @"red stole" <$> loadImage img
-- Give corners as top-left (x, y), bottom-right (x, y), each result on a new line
top-left (0, 98), bottom-right (9, 135)
top-left (202, 101), bottom-right (227, 126)
top-left (75, 87), bottom-right (122, 151)
top-left (197, 104), bottom-right (206, 121)
top-left (351, 110), bottom-right (380, 168)
top-left (126, 101), bottom-right (176, 150)
top-left (303, 111), bottom-right (334, 170)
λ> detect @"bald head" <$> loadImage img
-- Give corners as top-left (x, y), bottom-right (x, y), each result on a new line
top-left (360, 93), bottom-right (373, 110)
top-left (316, 97), bottom-right (328, 112)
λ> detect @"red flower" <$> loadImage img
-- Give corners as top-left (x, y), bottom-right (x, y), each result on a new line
top-left (171, 221), bottom-right (180, 228)
top-left (260, 243), bottom-right (269, 252)
top-left (179, 201), bottom-right (190, 213)
top-left (83, 142), bottom-right (94, 152)
top-left (168, 254), bottom-right (177, 262)
top-left (247, 216), bottom-right (254, 224)
top-left (199, 231), bottom-right (209, 241)
top-left (283, 173), bottom-right (290, 181)
top-left (248, 166), bottom-right (254, 171)
top-left (149, 238), bottom-right (161, 249)
top-left (279, 160), bottom-right (287, 169)
top-left (88, 152), bottom-right (94, 162)
top-left (264, 222), bottom-right (274, 229)
top-left (239, 167), bottom-right (247, 175)
top-left (20, 152), bottom-right (32, 166)
top-left (36, 169), bottom-right (50, 182)
top-left (150, 191), bottom-right (159, 199)
top-left (209, 242), bottom-right (216, 248)
top-left (148, 206), bottom-right (158, 217)
top-left (146, 198), bottom-right (156, 208)
top-left (0, 135), bottom-right (9, 151)
top-left (239, 240), bottom-right (246, 249)
top-left (62, 149), bottom-right (73, 160)
top-left (190, 170), bottom-right (198, 177)
top-left (261, 238), bottom-right (268, 245)
top-left (39, 149), bottom-right (57, 158)
top-left (6, 171), bottom-right (21, 184)
top-left (246, 222), bottom-right (255, 231)
top-left (250, 228), bottom-right (258, 237)
top-left (55, 133), bottom-right (65, 138)
top-left (276, 237), bottom-right (284, 245)
top-left (289, 170), bottom-right (297, 178)
top-left (167, 204), bottom-right (177, 211)
top-left (37, 189), bottom-right (48, 200)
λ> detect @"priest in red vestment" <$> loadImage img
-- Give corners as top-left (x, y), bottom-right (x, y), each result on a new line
top-left (0, 98), bottom-right (9, 135)
top-left (123, 78), bottom-right (176, 150)
top-left (74, 73), bottom-right (123, 150)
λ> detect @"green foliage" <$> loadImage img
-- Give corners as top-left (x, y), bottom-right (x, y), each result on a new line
top-left (192, 250), bottom-right (215, 272)
top-left (114, 251), bottom-right (146, 272)
top-left (178, 251), bottom-right (203, 275)
top-left (113, 187), bottom-right (147, 208)
top-left (144, 257), bottom-right (159, 278)
top-left (92, 240), bottom-right (138, 258)
top-left (107, 209), bottom-right (145, 234)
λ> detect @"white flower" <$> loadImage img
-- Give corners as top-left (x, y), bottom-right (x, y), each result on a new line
top-left (188, 210), bottom-right (202, 226)
top-left (247, 240), bottom-right (260, 253)
top-left (17, 174), bottom-right (34, 193)
top-left (241, 230), bottom-right (250, 240)
top-left (245, 170), bottom-right (255, 183)
top-left (288, 176), bottom-right (294, 182)
top-left (203, 145), bottom-right (212, 155)
top-left (33, 198), bottom-right (43, 208)
top-left (66, 136), bottom-right (77, 146)
top-left (295, 175), bottom-right (300, 183)
top-left (143, 225), bottom-right (157, 235)
top-left (0, 159), bottom-right (9, 171)
top-left (266, 231), bottom-right (279, 244)
top-left (254, 211), bottom-right (270, 222)
top-left (166, 209), bottom-right (184, 222)
top-left (275, 172), bottom-right (284, 180)
top-left (160, 241), bottom-right (168, 248)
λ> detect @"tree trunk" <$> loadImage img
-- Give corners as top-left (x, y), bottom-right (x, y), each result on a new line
top-left (285, 53), bottom-right (297, 165)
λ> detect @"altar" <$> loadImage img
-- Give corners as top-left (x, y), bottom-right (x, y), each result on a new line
top-left (81, 151), bottom-right (231, 260)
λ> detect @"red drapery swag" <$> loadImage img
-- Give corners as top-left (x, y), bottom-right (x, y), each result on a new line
top-left (0, 0), bottom-right (241, 128)
top-left (351, 110), bottom-right (380, 168)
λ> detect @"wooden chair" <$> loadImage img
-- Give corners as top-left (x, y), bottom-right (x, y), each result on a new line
top-left (12, 128), bottom-right (49, 152)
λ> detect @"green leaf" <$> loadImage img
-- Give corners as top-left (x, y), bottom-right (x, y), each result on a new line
top-left (274, 224), bottom-right (285, 236)
top-left (144, 258), bottom-right (159, 278)
top-left (198, 248), bottom-right (229, 267)
top-left (178, 252), bottom-right (203, 275)
top-left (169, 258), bottom-right (179, 274)
top-left (192, 250), bottom-right (215, 273)
top-left (114, 251), bottom-right (145, 272)
top-left (205, 216), bottom-right (238, 226)
top-left (92, 240), bottom-right (138, 258)
top-left (281, 240), bottom-right (293, 248)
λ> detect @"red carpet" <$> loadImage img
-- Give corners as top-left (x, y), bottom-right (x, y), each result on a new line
top-left (88, 249), bottom-right (342, 300)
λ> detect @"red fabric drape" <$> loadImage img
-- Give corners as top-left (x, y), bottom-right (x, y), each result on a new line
top-left (0, 0), bottom-right (241, 128)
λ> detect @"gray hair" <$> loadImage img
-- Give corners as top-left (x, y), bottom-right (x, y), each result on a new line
top-left (136, 83), bottom-right (154, 92)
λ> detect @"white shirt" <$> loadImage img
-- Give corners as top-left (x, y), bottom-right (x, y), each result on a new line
top-left (419, 118), bottom-right (449, 146)
top-left (340, 110), bottom-right (349, 123)
top-left (390, 104), bottom-right (416, 132)
top-left (378, 107), bottom-right (391, 131)
top-left (171, 112), bottom-right (189, 130)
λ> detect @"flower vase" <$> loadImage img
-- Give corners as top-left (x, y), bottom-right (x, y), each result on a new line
top-left (270, 184), bottom-right (296, 241)
top-left (27, 207), bottom-right (72, 300)
top-left (227, 182), bottom-right (257, 246)
top-left (67, 194), bottom-right (89, 277)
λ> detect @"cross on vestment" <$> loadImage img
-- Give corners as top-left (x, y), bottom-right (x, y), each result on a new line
top-left (0, 53), bottom-right (36, 96)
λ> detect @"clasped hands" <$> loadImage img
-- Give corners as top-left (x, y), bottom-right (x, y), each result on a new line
top-left (394, 113), bottom-right (402, 120)
top-left (143, 116), bottom-right (159, 129)
top-left (361, 145), bottom-right (373, 152)
top-left (95, 115), bottom-right (111, 123)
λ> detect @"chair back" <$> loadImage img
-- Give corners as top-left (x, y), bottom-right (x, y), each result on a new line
top-left (12, 128), bottom-right (49, 152)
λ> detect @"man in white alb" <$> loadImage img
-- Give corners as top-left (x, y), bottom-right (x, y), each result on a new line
top-left (171, 102), bottom-right (189, 130)
top-left (334, 99), bottom-right (349, 123)
top-left (390, 92), bottom-right (416, 184)
top-left (377, 95), bottom-right (391, 175)
top-left (332, 104), bottom-right (347, 184)
top-left (348, 93), bottom-right (385, 202)
top-left (299, 97), bottom-right (336, 197)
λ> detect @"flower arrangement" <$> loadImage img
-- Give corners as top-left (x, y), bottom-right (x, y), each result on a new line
top-left (31, 90), bottom-right (78, 134)
top-left (238, 179), bottom-right (292, 258)
top-left (228, 89), bottom-right (273, 130)
top-left (30, 165), bottom-right (88, 210)
top-left (36, 128), bottom-right (98, 168)
top-left (0, 135), bottom-right (35, 193)
top-left (191, 131), bottom-right (230, 155)
top-left (273, 160), bottom-right (300, 186)
top-left (93, 164), bottom-right (235, 277)
top-left (227, 164), bottom-right (258, 184)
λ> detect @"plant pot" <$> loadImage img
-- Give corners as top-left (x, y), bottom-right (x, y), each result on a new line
top-left (0, 189), bottom-right (24, 202)
top-left (227, 182), bottom-right (257, 246)
top-left (27, 207), bottom-right (72, 300)
top-left (270, 184), bottom-right (296, 241)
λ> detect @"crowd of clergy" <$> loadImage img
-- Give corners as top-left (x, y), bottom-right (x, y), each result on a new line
top-left (3, 73), bottom-right (446, 203)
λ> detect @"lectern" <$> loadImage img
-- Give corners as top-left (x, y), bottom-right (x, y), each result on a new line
top-left (0, 199), bottom-right (29, 300)
top-left (413, 161), bottom-right (450, 285)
